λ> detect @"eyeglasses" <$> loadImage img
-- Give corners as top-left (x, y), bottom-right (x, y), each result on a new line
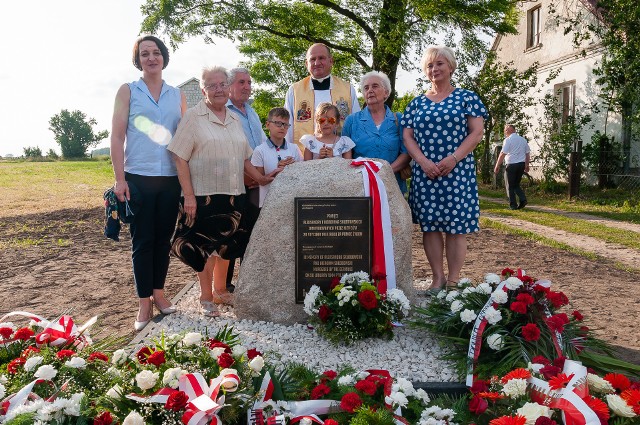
top-left (268, 120), bottom-right (291, 129)
top-left (203, 83), bottom-right (228, 91)
top-left (317, 117), bottom-right (337, 125)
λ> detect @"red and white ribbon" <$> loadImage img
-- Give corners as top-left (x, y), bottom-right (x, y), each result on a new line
top-left (289, 414), bottom-right (324, 424)
top-left (0, 311), bottom-right (96, 348)
top-left (528, 360), bottom-right (599, 425)
top-left (2, 378), bottom-right (48, 415)
top-left (126, 387), bottom-right (177, 404)
top-left (179, 371), bottom-right (239, 425)
top-left (351, 158), bottom-right (396, 293)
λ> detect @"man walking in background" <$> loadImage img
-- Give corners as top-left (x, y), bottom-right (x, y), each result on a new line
top-left (494, 124), bottom-right (530, 210)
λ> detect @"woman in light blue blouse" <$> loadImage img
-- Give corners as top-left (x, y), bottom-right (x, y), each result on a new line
top-left (110, 36), bottom-right (187, 331)
top-left (342, 71), bottom-right (411, 192)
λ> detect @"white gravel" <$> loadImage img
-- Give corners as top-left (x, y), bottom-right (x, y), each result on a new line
top-left (142, 279), bottom-right (458, 383)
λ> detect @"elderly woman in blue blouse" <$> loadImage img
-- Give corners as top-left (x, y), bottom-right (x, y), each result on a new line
top-left (400, 45), bottom-right (488, 292)
top-left (342, 71), bottom-right (411, 192)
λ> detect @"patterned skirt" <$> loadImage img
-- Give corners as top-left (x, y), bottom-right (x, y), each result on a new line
top-left (171, 194), bottom-right (250, 272)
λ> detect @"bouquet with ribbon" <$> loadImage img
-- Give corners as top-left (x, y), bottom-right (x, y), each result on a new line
top-left (303, 271), bottom-right (410, 344)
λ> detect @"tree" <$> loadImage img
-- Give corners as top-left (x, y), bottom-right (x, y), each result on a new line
top-left (140, 0), bottom-right (519, 105)
top-left (23, 146), bottom-right (43, 158)
top-left (48, 110), bottom-right (109, 158)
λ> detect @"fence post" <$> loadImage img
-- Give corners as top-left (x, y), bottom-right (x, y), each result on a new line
top-left (568, 151), bottom-right (581, 199)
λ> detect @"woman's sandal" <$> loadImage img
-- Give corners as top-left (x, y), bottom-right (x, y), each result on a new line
top-left (446, 280), bottom-right (459, 290)
top-left (200, 300), bottom-right (220, 317)
top-left (425, 279), bottom-right (447, 296)
top-left (212, 290), bottom-right (234, 306)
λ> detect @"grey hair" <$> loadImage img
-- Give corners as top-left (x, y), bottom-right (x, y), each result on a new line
top-left (420, 45), bottom-right (457, 77)
top-left (228, 67), bottom-right (251, 84)
top-left (360, 71), bottom-right (392, 99)
top-left (199, 66), bottom-right (229, 88)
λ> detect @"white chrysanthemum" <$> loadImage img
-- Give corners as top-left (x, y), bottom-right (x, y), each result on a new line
top-left (445, 291), bottom-right (459, 302)
top-left (63, 393), bottom-right (84, 416)
top-left (135, 370), bottom-right (159, 391)
top-left (476, 282), bottom-right (493, 295)
top-left (484, 273), bottom-right (501, 284)
top-left (25, 356), bottom-right (44, 371)
top-left (459, 277), bottom-right (472, 286)
top-left (517, 402), bottom-right (551, 424)
top-left (462, 287), bottom-right (475, 295)
top-left (340, 271), bottom-right (370, 284)
top-left (392, 377), bottom-right (415, 396)
top-left (338, 375), bottom-right (355, 386)
top-left (460, 309), bottom-right (477, 323)
top-left (436, 290), bottom-right (447, 299)
top-left (337, 286), bottom-right (357, 303)
top-left (450, 300), bottom-right (464, 313)
top-left (387, 288), bottom-right (410, 315)
top-left (34, 364), bottom-right (57, 380)
top-left (606, 394), bottom-right (637, 417)
top-left (209, 347), bottom-right (226, 359)
top-left (163, 367), bottom-right (187, 389)
top-left (351, 299), bottom-right (359, 306)
top-left (435, 408), bottom-right (456, 420)
top-left (357, 371), bottom-right (370, 379)
top-left (415, 388), bottom-right (430, 404)
top-left (231, 344), bottom-right (247, 357)
top-left (484, 306), bottom-right (503, 325)
top-left (487, 334), bottom-right (504, 350)
top-left (65, 357), bottom-right (86, 369)
top-left (106, 366), bottom-right (122, 377)
top-left (528, 362), bottom-right (544, 373)
top-left (123, 410), bottom-right (145, 425)
top-left (587, 373), bottom-right (615, 393)
top-left (249, 355), bottom-right (265, 373)
top-left (505, 276), bottom-right (523, 290)
top-left (0, 382), bottom-right (5, 399)
top-left (182, 332), bottom-right (203, 346)
top-left (502, 378), bottom-right (528, 398)
top-left (106, 384), bottom-right (123, 398)
top-left (385, 391), bottom-right (409, 407)
top-left (490, 290), bottom-right (508, 304)
top-left (111, 349), bottom-right (127, 365)
top-left (303, 285), bottom-right (322, 315)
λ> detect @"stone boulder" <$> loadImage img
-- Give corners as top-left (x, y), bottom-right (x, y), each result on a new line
top-left (234, 157), bottom-right (415, 324)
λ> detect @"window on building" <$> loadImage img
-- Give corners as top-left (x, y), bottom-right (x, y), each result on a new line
top-left (527, 6), bottom-right (541, 49)
top-left (555, 81), bottom-right (576, 125)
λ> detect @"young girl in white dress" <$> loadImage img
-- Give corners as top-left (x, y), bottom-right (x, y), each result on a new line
top-left (300, 102), bottom-right (355, 160)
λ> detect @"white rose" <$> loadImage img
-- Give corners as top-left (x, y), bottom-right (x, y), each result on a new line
top-left (484, 306), bottom-right (503, 324)
top-left (460, 309), bottom-right (477, 323)
top-left (182, 332), bottom-right (203, 346)
top-left (587, 373), bottom-right (615, 393)
top-left (249, 355), bottom-right (265, 373)
top-left (491, 290), bottom-right (508, 304)
top-left (517, 402), bottom-right (551, 425)
top-left (445, 291), bottom-right (459, 302)
top-left (162, 367), bottom-right (187, 389)
top-left (65, 357), bottom-right (86, 369)
top-left (106, 384), bottom-right (123, 398)
top-left (25, 356), bottom-right (44, 371)
top-left (34, 364), bottom-right (57, 380)
top-left (502, 378), bottom-right (528, 398)
top-left (450, 300), bottom-right (464, 313)
top-left (135, 370), bottom-right (159, 391)
top-left (111, 349), bottom-right (127, 365)
top-left (476, 282), bottom-right (493, 294)
top-left (606, 394), bottom-right (637, 417)
top-left (123, 410), bottom-right (145, 425)
top-left (505, 276), bottom-right (523, 290)
top-left (487, 334), bottom-right (504, 350)
top-left (209, 347), bottom-right (227, 359)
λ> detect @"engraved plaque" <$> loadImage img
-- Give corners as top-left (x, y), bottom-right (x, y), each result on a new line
top-left (295, 197), bottom-right (371, 303)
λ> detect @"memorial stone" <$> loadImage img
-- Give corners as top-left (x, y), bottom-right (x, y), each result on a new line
top-left (234, 157), bottom-right (416, 324)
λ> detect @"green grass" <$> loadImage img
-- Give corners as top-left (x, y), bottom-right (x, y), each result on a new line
top-left (480, 199), bottom-right (640, 250)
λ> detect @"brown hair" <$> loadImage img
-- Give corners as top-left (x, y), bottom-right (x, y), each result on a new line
top-left (132, 35), bottom-right (170, 71)
top-left (315, 102), bottom-right (340, 120)
top-left (267, 107), bottom-right (290, 121)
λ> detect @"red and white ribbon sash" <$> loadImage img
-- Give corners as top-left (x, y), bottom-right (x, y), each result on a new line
top-left (528, 360), bottom-right (600, 425)
top-left (3, 378), bottom-right (48, 415)
top-left (289, 414), bottom-right (324, 424)
top-left (351, 158), bottom-right (396, 293)
top-left (179, 371), bottom-right (239, 425)
top-left (0, 311), bottom-right (96, 348)
top-left (126, 387), bottom-right (177, 404)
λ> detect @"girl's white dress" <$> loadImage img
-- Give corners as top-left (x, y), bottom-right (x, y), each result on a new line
top-left (300, 135), bottom-right (355, 159)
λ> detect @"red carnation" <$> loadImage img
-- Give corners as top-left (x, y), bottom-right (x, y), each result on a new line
top-left (217, 352), bottom-right (235, 368)
top-left (553, 356), bottom-right (567, 369)
top-left (310, 383), bottom-right (331, 399)
top-left (56, 349), bottom-right (76, 359)
top-left (546, 291), bottom-right (569, 308)
top-left (510, 301), bottom-right (528, 314)
top-left (604, 373), bottom-right (631, 392)
top-left (0, 327), bottom-right (13, 339)
top-left (521, 275), bottom-right (534, 285)
top-left (522, 323), bottom-right (541, 341)
top-left (165, 390), bottom-right (189, 411)
top-left (355, 379), bottom-right (377, 395)
top-left (7, 357), bottom-right (25, 374)
top-left (532, 355), bottom-right (551, 365)
top-left (21, 346), bottom-right (40, 358)
top-left (93, 411), bottom-right (114, 425)
top-left (14, 327), bottom-right (34, 341)
top-left (247, 348), bottom-right (263, 359)
top-left (546, 313), bottom-right (569, 333)
top-left (324, 420), bottom-right (339, 425)
top-left (322, 370), bottom-right (337, 380)
top-left (330, 276), bottom-right (341, 290)
top-left (470, 380), bottom-right (489, 394)
top-left (318, 305), bottom-right (333, 322)
top-left (206, 340), bottom-right (232, 353)
top-left (358, 289), bottom-right (378, 310)
top-left (540, 365), bottom-right (561, 380)
top-left (501, 268), bottom-right (515, 276)
top-left (572, 310), bottom-right (584, 321)
top-left (340, 392), bottom-right (363, 413)
top-left (88, 352), bottom-right (109, 362)
top-left (534, 418), bottom-right (558, 425)
top-left (468, 395), bottom-right (488, 415)
top-left (136, 346), bottom-right (152, 364)
top-left (147, 350), bottom-right (166, 367)
top-left (516, 293), bottom-right (535, 305)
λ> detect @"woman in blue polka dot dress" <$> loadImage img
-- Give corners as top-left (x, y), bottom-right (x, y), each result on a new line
top-left (400, 45), bottom-right (488, 292)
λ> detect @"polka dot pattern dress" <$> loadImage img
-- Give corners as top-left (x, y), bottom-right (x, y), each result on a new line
top-left (400, 88), bottom-right (488, 234)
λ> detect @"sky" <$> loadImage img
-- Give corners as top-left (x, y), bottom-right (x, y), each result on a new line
top-left (0, 1), bottom-right (421, 157)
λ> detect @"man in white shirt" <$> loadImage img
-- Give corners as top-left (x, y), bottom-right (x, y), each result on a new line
top-left (494, 124), bottom-right (531, 210)
top-left (284, 43), bottom-right (360, 150)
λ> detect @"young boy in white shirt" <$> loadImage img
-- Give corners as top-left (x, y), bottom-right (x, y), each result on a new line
top-left (251, 107), bottom-right (303, 207)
